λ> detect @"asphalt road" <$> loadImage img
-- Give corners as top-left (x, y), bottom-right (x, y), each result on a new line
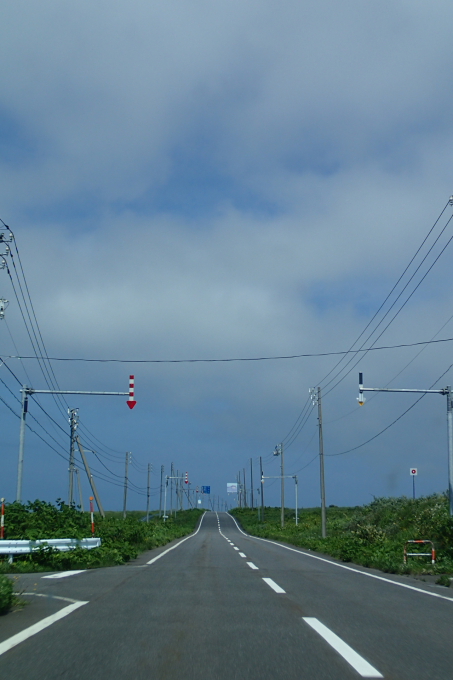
top-left (0, 511), bottom-right (452, 679)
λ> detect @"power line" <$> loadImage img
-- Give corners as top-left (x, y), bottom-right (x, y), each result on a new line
top-left (322, 216), bottom-right (453, 397)
top-left (315, 199), bottom-right (452, 390)
top-left (2, 336), bottom-right (453, 364)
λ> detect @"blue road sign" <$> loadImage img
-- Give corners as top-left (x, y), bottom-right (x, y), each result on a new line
top-left (201, 486), bottom-right (211, 494)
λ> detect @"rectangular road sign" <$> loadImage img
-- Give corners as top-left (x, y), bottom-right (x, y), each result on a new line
top-left (227, 483), bottom-right (238, 494)
top-left (201, 486), bottom-right (211, 494)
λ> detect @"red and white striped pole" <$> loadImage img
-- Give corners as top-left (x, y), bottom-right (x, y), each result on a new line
top-left (90, 496), bottom-right (95, 536)
top-left (0, 498), bottom-right (5, 539)
top-left (127, 375), bottom-right (137, 410)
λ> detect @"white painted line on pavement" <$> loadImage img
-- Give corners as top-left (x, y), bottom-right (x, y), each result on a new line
top-left (233, 547), bottom-right (240, 551)
top-left (147, 512), bottom-right (206, 565)
top-left (42, 570), bottom-right (86, 579)
top-left (0, 601), bottom-right (88, 657)
top-left (227, 513), bottom-right (453, 604)
top-left (303, 618), bottom-right (383, 678)
top-left (263, 577), bottom-right (285, 593)
top-left (238, 552), bottom-right (246, 558)
top-left (247, 562), bottom-right (259, 570)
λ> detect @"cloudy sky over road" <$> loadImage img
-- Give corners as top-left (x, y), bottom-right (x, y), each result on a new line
top-left (1, 1), bottom-right (453, 511)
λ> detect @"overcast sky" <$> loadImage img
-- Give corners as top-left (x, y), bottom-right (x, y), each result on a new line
top-left (2, 1), bottom-right (453, 512)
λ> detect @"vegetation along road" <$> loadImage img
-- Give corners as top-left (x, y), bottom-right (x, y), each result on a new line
top-left (0, 510), bottom-right (452, 679)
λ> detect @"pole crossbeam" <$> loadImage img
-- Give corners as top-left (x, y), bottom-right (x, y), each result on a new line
top-left (23, 389), bottom-right (129, 396)
top-left (358, 372), bottom-right (453, 516)
top-left (16, 377), bottom-right (136, 503)
top-left (361, 388), bottom-right (445, 394)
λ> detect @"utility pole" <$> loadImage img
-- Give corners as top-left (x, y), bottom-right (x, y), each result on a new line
top-left (159, 465), bottom-right (164, 517)
top-left (260, 456), bottom-right (264, 521)
top-left (262, 473), bottom-right (296, 528)
top-left (75, 468), bottom-right (84, 512)
top-left (170, 462), bottom-right (174, 517)
top-left (310, 387), bottom-right (326, 538)
top-left (146, 463), bottom-right (151, 522)
top-left (243, 468), bottom-right (247, 507)
top-left (358, 372), bottom-right (453, 516)
top-left (163, 474), bottom-right (184, 521)
top-left (250, 458), bottom-right (254, 509)
top-left (16, 388), bottom-right (29, 502)
top-left (123, 452), bottom-right (131, 519)
top-left (76, 437), bottom-right (105, 517)
top-left (68, 408), bottom-right (79, 505)
top-left (273, 443), bottom-right (285, 528)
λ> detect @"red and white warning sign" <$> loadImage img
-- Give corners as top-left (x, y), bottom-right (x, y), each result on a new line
top-left (127, 375), bottom-right (137, 410)
top-left (410, 468), bottom-right (418, 476)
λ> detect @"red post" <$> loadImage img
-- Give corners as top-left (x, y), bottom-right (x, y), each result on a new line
top-left (127, 375), bottom-right (137, 409)
top-left (90, 496), bottom-right (95, 536)
top-left (0, 498), bottom-right (4, 539)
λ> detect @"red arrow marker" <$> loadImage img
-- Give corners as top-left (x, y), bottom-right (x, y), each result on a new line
top-left (127, 375), bottom-right (137, 410)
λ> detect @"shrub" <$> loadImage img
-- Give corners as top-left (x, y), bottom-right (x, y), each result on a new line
top-left (0, 575), bottom-right (13, 614)
top-left (231, 494), bottom-right (453, 576)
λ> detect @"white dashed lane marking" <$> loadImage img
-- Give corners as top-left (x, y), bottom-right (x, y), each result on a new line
top-left (262, 578), bottom-right (285, 594)
top-left (303, 618), bottom-right (383, 678)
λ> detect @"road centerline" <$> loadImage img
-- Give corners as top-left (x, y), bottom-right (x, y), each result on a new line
top-left (262, 577), bottom-right (285, 594)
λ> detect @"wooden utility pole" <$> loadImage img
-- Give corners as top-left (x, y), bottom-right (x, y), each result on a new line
top-left (76, 437), bottom-right (105, 517)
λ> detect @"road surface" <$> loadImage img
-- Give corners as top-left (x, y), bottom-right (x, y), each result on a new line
top-left (0, 511), bottom-right (452, 679)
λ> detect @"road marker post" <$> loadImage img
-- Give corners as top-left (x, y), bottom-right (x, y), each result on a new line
top-left (89, 497), bottom-right (95, 536)
top-left (0, 498), bottom-right (4, 539)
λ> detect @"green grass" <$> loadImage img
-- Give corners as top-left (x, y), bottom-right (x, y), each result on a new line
top-left (0, 500), bottom-right (203, 573)
top-left (231, 494), bottom-right (453, 576)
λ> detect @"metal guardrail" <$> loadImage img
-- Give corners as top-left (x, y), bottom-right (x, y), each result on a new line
top-left (403, 539), bottom-right (436, 565)
top-left (0, 538), bottom-right (101, 555)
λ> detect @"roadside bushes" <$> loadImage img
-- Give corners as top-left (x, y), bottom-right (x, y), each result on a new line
top-left (0, 501), bottom-right (203, 573)
top-left (231, 494), bottom-right (453, 575)
top-left (0, 575), bottom-right (13, 614)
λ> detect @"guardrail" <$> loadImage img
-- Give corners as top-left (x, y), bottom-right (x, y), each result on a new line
top-left (403, 539), bottom-right (436, 565)
top-left (0, 538), bottom-right (101, 562)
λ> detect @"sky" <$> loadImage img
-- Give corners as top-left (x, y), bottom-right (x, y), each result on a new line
top-left (1, 1), bottom-right (453, 513)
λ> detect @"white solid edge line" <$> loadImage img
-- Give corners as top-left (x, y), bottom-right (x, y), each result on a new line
top-left (263, 577), bottom-right (286, 593)
top-left (147, 512), bottom-right (206, 565)
top-left (247, 562), bottom-right (259, 570)
top-left (0, 601), bottom-right (88, 657)
top-left (238, 552), bottom-right (247, 558)
top-left (303, 618), bottom-right (383, 678)
top-left (42, 570), bottom-right (86, 579)
top-left (227, 513), bottom-right (453, 603)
